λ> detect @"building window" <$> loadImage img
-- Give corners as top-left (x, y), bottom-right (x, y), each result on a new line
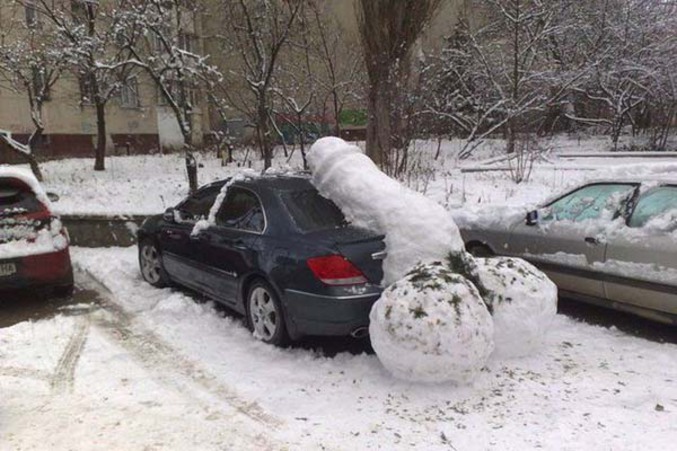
top-left (157, 80), bottom-right (196, 108)
top-left (120, 77), bottom-right (139, 108)
top-left (79, 75), bottom-right (95, 105)
top-left (25, 1), bottom-right (39, 28)
top-left (178, 33), bottom-right (195, 53)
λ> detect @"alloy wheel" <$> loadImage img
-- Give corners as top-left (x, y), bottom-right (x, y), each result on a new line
top-left (140, 244), bottom-right (162, 284)
top-left (249, 286), bottom-right (279, 341)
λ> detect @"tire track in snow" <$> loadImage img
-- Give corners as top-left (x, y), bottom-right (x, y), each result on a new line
top-left (76, 268), bottom-right (283, 433)
top-left (50, 316), bottom-right (90, 394)
top-left (0, 367), bottom-right (51, 382)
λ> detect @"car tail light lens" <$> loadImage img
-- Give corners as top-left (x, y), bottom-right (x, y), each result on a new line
top-left (307, 255), bottom-right (368, 286)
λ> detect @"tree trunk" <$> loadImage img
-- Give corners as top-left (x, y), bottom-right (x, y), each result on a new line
top-left (332, 90), bottom-right (341, 137)
top-left (366, 81), bottom-right (391, 170)
top-left (27, 128), bottom-right (44, 181)
top-left (257, 100), bottom-right (273, 170)
top-left (94, 101), bottom-right (107, 171)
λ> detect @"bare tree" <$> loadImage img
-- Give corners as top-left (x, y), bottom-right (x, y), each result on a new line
top-left (125, 0), bottom-right (220, 192)
top-left (0, 4), bottom-right (71, 180)
top-left (27, 0), bottom-right (143, 171)
top-left (213, 0), bottom-right (302, 170)
top-left (307, 1), bottom-right (365, 137)
top-left (418, 0), bottom-right (599, 158)
top-left (356, 0), bottom-right (442, 174)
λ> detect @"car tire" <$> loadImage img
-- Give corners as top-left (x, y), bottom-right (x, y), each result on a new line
top-left (467, 243), bottom-right (494, 258)
top-left (138, 240), bottom-right (170, 288)
top-left (246, 279), bottom-right (289, 347)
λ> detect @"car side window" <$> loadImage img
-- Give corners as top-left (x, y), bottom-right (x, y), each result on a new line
top-left (176, 187), bottom-right (220, 223)
top-left (215, 188), bottom-right (265, 233)
top-left (628, 186), bottom-right (677, 229)
top-left (542, 184), bottom-right (636, 223)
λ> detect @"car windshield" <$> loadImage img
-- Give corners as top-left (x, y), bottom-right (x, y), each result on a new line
top-left (628, 186), bottom-right (677, 229)
top-left (0, 179), bottom-right (45, 217)
top-left (282, 189), bottom-right (348, 232)
top-left (542, 183), bottom-right (636, 223)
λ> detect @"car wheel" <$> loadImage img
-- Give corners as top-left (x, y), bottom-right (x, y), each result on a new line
top-left (467, 243), bottom-right (494, 258)
top-left (247, 280), bottom-right (288, 347)
top-left (139, 240), bottom-right (170, 287)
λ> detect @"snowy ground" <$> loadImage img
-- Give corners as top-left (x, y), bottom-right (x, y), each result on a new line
top-left (1, 247), bottom-right (675, 450)
top-left (35, 135), bottom-right (677, 216)
top-left (2, 135), bottom-right (677, 449)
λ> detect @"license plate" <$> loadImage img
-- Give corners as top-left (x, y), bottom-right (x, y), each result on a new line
top-left (0, 263), bottom-right (17, 277)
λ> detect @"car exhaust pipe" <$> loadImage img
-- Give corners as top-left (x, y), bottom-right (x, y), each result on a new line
top-left (350, 326), bottom-right (369, 339)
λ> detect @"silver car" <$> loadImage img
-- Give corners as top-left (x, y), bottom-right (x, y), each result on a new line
top-left (459, 177), bottom-right (677, 325)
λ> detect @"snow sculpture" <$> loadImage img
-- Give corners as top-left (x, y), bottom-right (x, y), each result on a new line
top-left (473, 257), bottom-right (558, 358)
top-left (307, 137), bottom-right (557, 382)
top-left (369, 262), bottom-right (494, 383)
top-left (307, 137), bottom-right (465, 285)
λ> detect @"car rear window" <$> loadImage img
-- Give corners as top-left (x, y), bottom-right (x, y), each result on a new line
top-left (282, 189), bottom-right (347, 232)
top-left (0, 179), bottom-right (45, 217)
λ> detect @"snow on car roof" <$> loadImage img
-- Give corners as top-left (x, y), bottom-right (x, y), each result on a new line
top-left (0, 165), bottom-right (51, 207)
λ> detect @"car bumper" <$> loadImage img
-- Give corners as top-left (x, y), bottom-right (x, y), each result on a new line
top-left (0, 248), bottom-right (73, 291)
top-left (283, 287), bottom-right (382, 337)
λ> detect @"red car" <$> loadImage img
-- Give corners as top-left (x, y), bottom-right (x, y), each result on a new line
top-left (0, 167), bottom-right (73, 295)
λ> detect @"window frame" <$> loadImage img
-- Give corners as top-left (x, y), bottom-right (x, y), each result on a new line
top-left (627, 184), bottom-right (677, 229)
top-left (540, 182), bottom-right (639, 223)
top-left (120, 76), bottom-right (140, 108)
top-left (174, 185), bottom-right (221, 224)
top-left (214, 186), bottom-right (267, 235)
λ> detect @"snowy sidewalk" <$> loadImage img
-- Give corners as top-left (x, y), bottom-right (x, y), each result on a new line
top-left (0, 279), bottom-right (281, 450)
top-left (2, 247), bottom-right (674, 450)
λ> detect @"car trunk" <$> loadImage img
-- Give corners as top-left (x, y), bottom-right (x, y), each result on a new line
top-left (306, 226), bottom-right (386, 284)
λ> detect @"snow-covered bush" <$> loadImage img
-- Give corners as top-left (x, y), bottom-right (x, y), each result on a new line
top-left (307, 137), bottom-right (465, 284)
top-left (369, 262), bottom-right (494, 384)
top-left (474, 257), bottom-right (558, 358)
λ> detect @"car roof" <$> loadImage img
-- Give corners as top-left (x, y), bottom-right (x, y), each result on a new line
top-left (201, 173), bottom-right (314, 193)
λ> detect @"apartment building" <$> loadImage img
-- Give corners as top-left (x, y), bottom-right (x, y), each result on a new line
top-left (0, 0), bottom-right (209, 163)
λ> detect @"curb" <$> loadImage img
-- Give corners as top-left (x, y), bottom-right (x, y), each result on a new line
top-left (61, 214), bottom-right (147, 247)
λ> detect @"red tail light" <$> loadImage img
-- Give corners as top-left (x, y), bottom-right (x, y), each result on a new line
top-left (307, 255), bottom-right (368, 286)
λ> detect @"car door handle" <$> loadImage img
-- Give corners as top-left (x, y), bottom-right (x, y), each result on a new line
top-left (232, 239), bottom-right (247, 250)
top-left (584, 236), bottom-right (600, 245)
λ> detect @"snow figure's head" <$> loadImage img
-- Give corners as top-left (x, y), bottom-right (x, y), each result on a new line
top-left (307, 137), bottom-right (370, 175)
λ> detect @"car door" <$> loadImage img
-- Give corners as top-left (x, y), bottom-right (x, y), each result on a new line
top-left (506, 183), bottom-right (638, 299)
top-left (603, 185), bottom-right (677, 318)
top-left (194, 186), bottom-right (265, 305)
top-left (158, 185), bottom-right (220, 289)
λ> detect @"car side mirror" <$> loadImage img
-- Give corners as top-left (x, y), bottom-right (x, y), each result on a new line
top-left (163, 207), bottom-right (175, 223)
top-left (46, 192), bottom-right (60, 202)
top-left (526, 210), bottom-right (539, 226)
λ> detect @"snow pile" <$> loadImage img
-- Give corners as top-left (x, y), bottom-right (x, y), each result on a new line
top-left (0, 166), bottom-right (67, 258)
top-left (307, 137), bottom-right (465, 285)
top-left (369, 261), bottom-right (494, 383)
top-left (308, 138), bottom-right (558, 383)
top-left (473, 257), bottom-right (558, 358)
top-left (0, 165), bottom-right (52, 208)
top-left (0, 218), bottom-right (68, 259)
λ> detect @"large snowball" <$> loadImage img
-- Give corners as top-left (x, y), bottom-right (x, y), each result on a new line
top-left (307, 137), bottom-right (465, 285)
top-left (474, 257), bottom-right (558, 358)
top-left (369, 262), bottom-right (495, 383)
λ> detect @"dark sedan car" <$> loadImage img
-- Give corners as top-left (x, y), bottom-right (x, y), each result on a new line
top-left (137, 175), bottom-right (385, 345)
